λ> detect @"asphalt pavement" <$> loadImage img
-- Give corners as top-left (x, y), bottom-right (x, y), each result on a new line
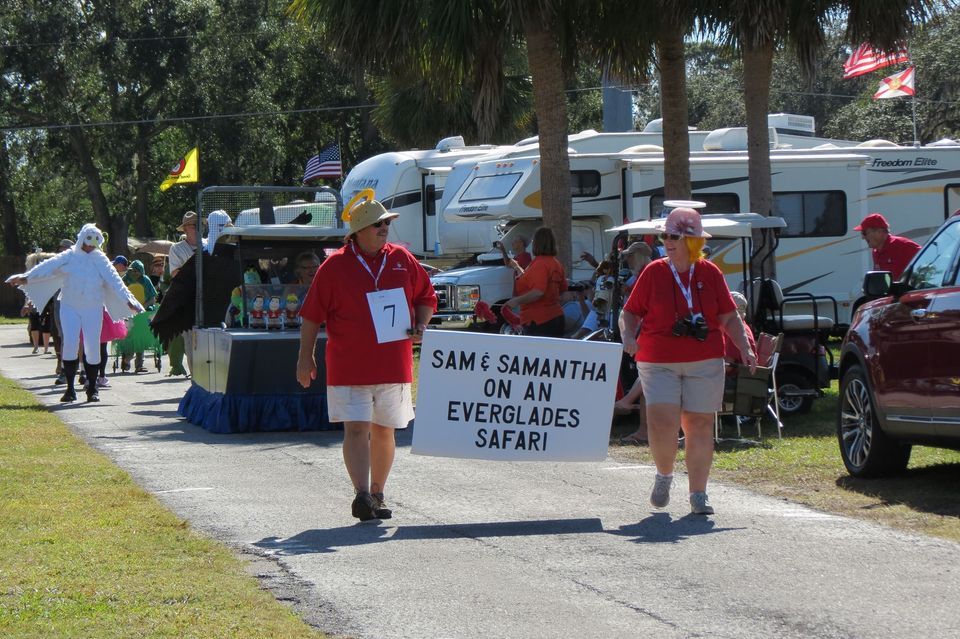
top-left (2, 324), bottom-right (958, 639)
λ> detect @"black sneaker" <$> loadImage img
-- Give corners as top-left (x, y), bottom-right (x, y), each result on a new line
top-left (78, 374), bottom-right (86, 386)
top-left (372, 493), bottom-right (392, 519)
top-left (351, 491), bottom-right (377, 521)
top-left (86, 389), bottom-right (100, 403)
top-left (60, 389), bottom-right (77, 403)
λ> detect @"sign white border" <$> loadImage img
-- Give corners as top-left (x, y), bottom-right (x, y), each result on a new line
top-left (412, 331), bottom-right (621, 461)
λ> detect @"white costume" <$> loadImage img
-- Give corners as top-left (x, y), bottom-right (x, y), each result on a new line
top-left (6, 224), bottom-right (142, 366)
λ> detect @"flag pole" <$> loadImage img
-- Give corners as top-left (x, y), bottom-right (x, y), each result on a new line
top-left (911, 95), bottom-right (919, 147)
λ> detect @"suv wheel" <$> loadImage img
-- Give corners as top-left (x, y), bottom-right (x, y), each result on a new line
top-left (837, 364), bottom-right (912, 477)
top-left (776, 371), bottom-right (814, 414)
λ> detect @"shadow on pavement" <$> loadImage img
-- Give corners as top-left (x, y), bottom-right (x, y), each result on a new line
top-left (255, 517), bottom-right (606, 555)
top-left (836, 463), bottom-right (960, 519)
top-left (612, 512), bottom-right (745, 544)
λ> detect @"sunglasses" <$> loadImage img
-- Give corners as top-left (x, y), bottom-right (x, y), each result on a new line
top-left (372, 219), bottom-right (392, 228)
top-left (658, 233), bottom-right (682, 241)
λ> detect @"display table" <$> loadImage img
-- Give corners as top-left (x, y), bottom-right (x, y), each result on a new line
top-left (179, 327), bottom-right (337, 433)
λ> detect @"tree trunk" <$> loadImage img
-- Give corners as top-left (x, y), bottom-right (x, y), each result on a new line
top-left (134, 133), bottom-right (152, 238)
top-left (743, 41), bottom-right (776, 281)
top-left (66, 128), bottom-right (127, 255)
top-left (0, 137), bottom-right (24, 256)
top-left (658, 26), bottom-right (691, 202)
top-left (524, 16), bottom-right (573, 272)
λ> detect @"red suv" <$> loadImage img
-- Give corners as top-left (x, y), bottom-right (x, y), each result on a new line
top-left (838, 215), bottom-right (960, 477)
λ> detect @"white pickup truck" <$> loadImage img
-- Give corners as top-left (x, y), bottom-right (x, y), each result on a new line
top-left (428, 217), bottom-right (613, 330)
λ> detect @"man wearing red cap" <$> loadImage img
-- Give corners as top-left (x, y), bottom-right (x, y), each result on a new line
top-left (854, 213), bottom-right (920, 280)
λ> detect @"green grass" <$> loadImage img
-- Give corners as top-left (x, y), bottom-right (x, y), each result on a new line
top-left (0, 316), bottom-right (28, 325)
top-left (611, 378), bottom-right (960, 542)
top-left (0, 376), bottom-right (326, 639)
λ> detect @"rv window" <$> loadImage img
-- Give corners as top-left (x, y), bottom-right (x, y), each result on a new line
top-left (773, 191), bottom-right (846, 238)
top-left (945, 184), bottom-right (960, 219)
top-left (460, 173), bottom-right (523, 202)
top-left (650, 194), bottom-right (739, 217)
top-left (571, 171), bottom-right (601, 198)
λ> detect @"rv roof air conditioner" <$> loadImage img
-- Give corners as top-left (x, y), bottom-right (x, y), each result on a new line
top-left (641, 119), bottom-right (697, 134)
top-left (435, 136), bottom-right (466, 152)
top-left (642, 118), bottom-right (663, 133)
top-left (623, 144), bottom-right (664, 153)
top-left (702, 127), bottom-right (779, 151)
top-left (767, 113), bottom-right (816, 136)
top-left (857, 139), bottom-right (899, 148)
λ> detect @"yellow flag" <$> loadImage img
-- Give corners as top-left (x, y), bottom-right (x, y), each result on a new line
top-left (159, 147), bottom-right (199, 192)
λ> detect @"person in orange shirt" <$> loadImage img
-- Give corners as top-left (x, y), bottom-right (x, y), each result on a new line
top-left (504, 227), bottom-right (567, 337)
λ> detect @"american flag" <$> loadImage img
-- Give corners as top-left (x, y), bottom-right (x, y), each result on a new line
top-left (302, 144), bottom-right (342, 182)
top-left (843, 43), bottom-right (911, 79)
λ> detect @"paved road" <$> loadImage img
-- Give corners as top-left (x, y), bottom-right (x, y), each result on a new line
top-left (2, 324), bottom-right (958, 639)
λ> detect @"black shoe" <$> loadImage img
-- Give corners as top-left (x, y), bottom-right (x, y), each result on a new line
top-left (79, 374), bottom-right (86, 386)
top-left (60, 389), bottom-right (77, 403)
top-left (351, 491), bottom-right (377, 521)
top-left (86, 389), bottom-right (100, 403)
top-left (372, 493), bottom-right (393, 519)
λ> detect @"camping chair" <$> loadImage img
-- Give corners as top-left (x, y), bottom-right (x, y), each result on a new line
top-left (714, 332), bottom-right (784, 441)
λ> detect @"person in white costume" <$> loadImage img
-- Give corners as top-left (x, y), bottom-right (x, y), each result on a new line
top-left (6, 223), bottom-right (143, 403)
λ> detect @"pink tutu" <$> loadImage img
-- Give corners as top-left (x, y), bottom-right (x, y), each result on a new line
top-left (99, 309), bottom-right (129, 343)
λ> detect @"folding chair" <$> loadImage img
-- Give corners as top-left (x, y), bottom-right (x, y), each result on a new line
top-left (714, 332), bottom-right (784, 441)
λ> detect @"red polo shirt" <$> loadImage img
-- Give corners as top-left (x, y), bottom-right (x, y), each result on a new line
top-left (623, 258), bottom-right (736, 363)
top-left (873, 234), bottom-right (921, 280)
top-left (300, 242), bottom-right (437, 385)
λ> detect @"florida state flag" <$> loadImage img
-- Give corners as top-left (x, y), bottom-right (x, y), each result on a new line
top-left (873, 67), bottom-right (915, 100)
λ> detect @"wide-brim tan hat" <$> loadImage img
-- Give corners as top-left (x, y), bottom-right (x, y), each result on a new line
top-left (344, 199), bottom-right (399, 239)
top-left (176, 210), bottom-right (199, 232)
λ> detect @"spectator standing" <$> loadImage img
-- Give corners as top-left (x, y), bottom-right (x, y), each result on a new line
top-left (296, 197), bottom-right (436, 521)
top-left (619, 208), bottom-right (756, 515)
top-left (855, 213), bottom-right (921, 280)
top-left (120, 260), bottom-right (158, 373)
top-left (503, 227), bottom-right (567, 337)
top-left (496, 235), bottom-right (532, 273)
top-left (165, 211), bottom-right (201, 376)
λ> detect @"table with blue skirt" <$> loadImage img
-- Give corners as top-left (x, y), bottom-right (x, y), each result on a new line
top-left (179, 327), bottom-right (336, 434)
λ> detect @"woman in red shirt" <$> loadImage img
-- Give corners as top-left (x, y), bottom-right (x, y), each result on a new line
top-left (504, 227), bottom-right (567, 337)
top-left (620, 208), bottom-right (756, 515)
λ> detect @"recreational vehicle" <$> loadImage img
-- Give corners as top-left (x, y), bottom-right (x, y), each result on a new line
top-left (439, 150), bottom-right (871, 325)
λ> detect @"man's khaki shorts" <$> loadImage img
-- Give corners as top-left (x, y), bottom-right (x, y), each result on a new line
top-left (636, 358), bottom-right (725, 414)
top-left (327, 383), bottom-right (414, 429)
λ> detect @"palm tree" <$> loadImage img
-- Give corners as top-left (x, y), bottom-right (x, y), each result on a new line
top-left (710, 0), bottom-right (937, 277)
top-left (290, 0), bottom-right (689, 268)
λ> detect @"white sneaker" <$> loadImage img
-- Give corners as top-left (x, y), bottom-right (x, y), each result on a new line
top-left (650, 474), bottom-right (673, 508)
top-left (689, 491), bottom-right (715, 515)
top-left (97, 376), bottom-right (110, 388)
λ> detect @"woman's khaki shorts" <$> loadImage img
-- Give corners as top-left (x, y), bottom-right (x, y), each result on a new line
top-left (327, 383), bottom-right (415, 429)
top-left (636, 358), bottom-right (725, 414)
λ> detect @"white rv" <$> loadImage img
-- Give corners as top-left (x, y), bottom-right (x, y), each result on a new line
top-left (340, 128), bottom-right (727, 260)
top-left (440, 150), bottom-right (873, 325)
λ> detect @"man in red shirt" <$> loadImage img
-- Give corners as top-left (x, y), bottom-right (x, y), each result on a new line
top-left (855, 213), bottom-right (920, 280)
top-left (297, 196), bottom-right (437, 522)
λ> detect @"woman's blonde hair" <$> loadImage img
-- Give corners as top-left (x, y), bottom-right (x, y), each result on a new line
top-left (683, 236), bottom-right (706, 265)
top-left (25, 252), bottom-right (56, 269)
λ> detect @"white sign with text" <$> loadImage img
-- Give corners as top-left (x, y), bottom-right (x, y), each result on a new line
top-left (412, 331), bottom-right (621, 461)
